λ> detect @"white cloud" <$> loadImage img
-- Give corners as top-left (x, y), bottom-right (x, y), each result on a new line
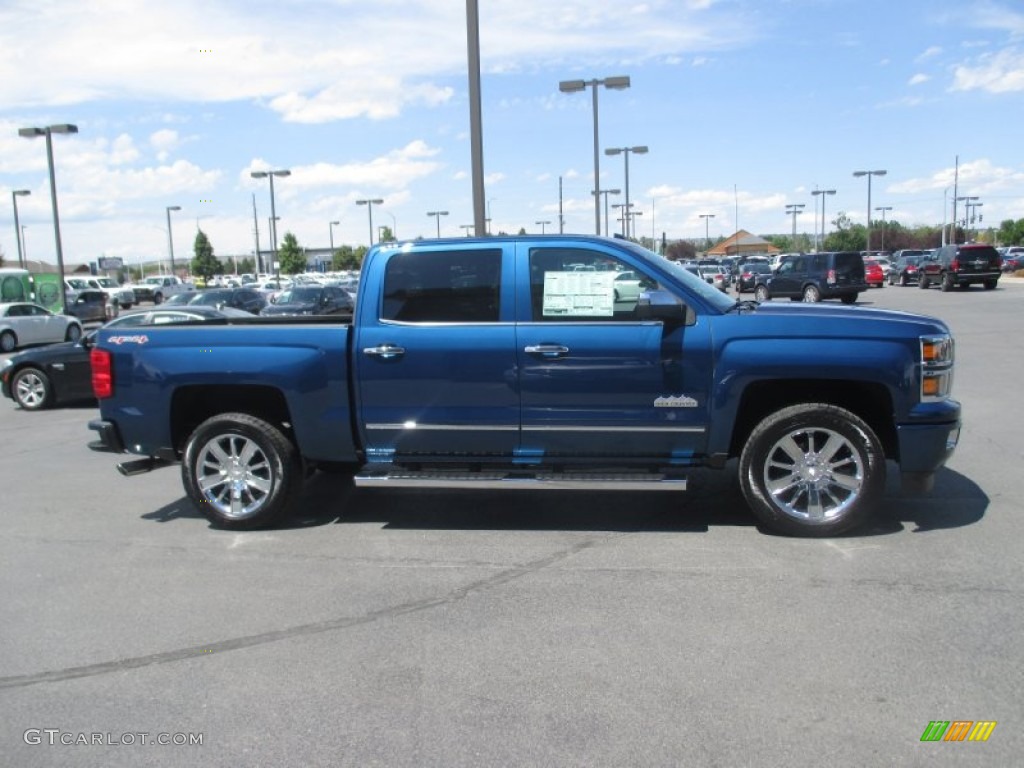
top-left (951, 48), bottom-right (1024, 92)
top-left (916, 46), bottom-right (943, 61)
top-left (908, 73), bottom-right (930, 86)
top-left (150, 129), bottom-right (181, 161)
top-left (0, 0), bottom-right (755, 124)
top-left (245, 141), bottom-right (444, 192)
top-left (889, 158), bottom-right (1024, 196)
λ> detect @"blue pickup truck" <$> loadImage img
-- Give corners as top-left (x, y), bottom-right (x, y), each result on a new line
top-left (88, 235), bottom-right (960, 537)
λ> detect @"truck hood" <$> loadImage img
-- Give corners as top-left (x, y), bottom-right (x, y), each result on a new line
top-left (746, 300), bottom-right (951, 337)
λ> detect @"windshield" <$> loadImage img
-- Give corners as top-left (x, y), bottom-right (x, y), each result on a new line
top-left (188, 290), bottom-right (232, 305)
top-left (95, 278), bottom-right (118, 288)
top-left (275, 287), bottom-right (322, 303)
top-left (616, 241), bottom-right (735, 312)
top-left (66, 279), bottom-right (89, 289)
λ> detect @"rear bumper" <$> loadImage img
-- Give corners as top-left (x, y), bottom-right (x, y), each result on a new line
top-left (88, 418), bottom-right (126, 454)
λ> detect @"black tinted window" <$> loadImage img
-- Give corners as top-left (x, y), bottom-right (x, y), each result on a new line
top-left (382, 249), bottom-right (501, 323)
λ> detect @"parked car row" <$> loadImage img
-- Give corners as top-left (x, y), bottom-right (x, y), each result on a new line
top-left (1, 306), bottom-right (252, 411)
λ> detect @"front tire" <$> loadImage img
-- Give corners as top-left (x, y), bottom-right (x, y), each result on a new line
top-left (738, 403), bottom-right (885, 537)
top-left (13, 367), bottom-right (52, 410)
top-left (0, 330), bottom-right (15, 353)
top-left (182, 413), bottom-right (303, 530)
top-left (65, 324), bottom-right (82, 342)
top-left (754, 284), bottom-right (770, 302)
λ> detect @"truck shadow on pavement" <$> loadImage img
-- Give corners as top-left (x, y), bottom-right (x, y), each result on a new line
top-left (143, 462), bottom-right (987, 537)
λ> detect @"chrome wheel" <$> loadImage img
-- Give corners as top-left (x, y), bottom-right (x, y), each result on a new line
top-left (14, 368), bottom-right (51, 410)
top-left (195, 433), bottom-right (274, 520)
top-left (762, 426), bottom-right (864, 524)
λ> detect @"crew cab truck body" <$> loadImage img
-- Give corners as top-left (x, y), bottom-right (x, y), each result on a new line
top-left (88, 236), bottom-right (961, 537)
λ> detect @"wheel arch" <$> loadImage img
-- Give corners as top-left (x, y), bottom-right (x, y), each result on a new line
top-left (727, 379), bottom-right (897, 461)
top-left (170, 385), bottom-right (294, 455)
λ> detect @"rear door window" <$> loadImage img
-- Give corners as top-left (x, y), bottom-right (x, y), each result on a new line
top-left (382, 249), bottom-right (502, 323)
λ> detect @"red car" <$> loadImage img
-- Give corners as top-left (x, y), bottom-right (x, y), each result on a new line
top-left (863, 259), bottom-right (885, 288)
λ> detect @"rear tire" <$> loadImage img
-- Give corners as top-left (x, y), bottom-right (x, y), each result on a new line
top-left (754, 284), bottom-right (770, 302)
top-left (738, 403), bottom-right (885, 537)
top-left (918, 275), bottom-right (929, 289)
top-left (840, 293), bottom-right (857, 305)
top-left (983, 279), bottom-right (998, 290)
top-left (181, 412), bottom-right (303, 530)
top-left (65, 324), bottom-right (82, 342)
top-left (802, 284), bottom-right (821, 303)
top-left (12, 367), bottom-right (52, 410)
top-left (941, 272), bottom-right (955, 292)
top-left (0, 330), bottom-right (15, 353)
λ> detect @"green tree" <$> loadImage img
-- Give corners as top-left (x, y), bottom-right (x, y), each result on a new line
top-left (822, 212), bottom-right (866, 252)
top-left (190, 230), bottom-right (222, 281)
top-left (378, 226), bottom-right (395, 243)
top-left (331, 245), bottom-right (363, 271)
top-left (665, 240), bottom-right (697, 261)
top-left (236, 256), bottom-right (255, 275)
top-left (277, 231), bottom-right (307, 275)
top-left (997, 218), bottom-right (1024, 246)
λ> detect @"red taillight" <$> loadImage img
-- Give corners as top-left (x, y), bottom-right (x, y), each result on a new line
top-left (827, 268), bottom-right (836, 285)
top-left (90, 348), bottom-right (113, 399)
top-left (949, 259), bottom-right (959, 270)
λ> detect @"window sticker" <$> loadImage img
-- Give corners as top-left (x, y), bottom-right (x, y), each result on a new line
top-left (541, 271), bottom-right (615, 317)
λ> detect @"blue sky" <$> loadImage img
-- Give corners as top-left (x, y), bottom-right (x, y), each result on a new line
top-left (2, 0), bottom-right (1022, 269)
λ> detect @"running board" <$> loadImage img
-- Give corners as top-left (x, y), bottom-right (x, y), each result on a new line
top-left (353, 470), bottom-right (687, 492)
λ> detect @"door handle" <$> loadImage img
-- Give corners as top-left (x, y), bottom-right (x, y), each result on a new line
top-left (363, 344), bottom-right (406, 359)
top-left (524, 344), bottom-right (569, 358)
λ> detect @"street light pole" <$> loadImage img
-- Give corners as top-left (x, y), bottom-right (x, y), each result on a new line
top-left (785, 204), bottom-right (805, 248)
top-left (535, 220), bottom-right (551, 234)
top-left (699, 213), bottom-right (715, 253)
top-left (165, 205), bottom-right (181, 276)
top-left (11, 189), bottom-right (30, 268)
top-left (357, 198), bottom-right (384, 245)
top-left (558, 75), bottom-right (631, 235)
top-left (251, 169), bottom-right (291, 274)
top-left (427, 210), bottom-right (449, 238)
top-left (592, 189), bottom-right (620, 236)
top-left (853, 169), bottom-right (886, 252)
top-left (874, 206), bottom-right (893, 252)
top-left (955, 196), bottom-right (979, 243)
top-left (329, 220), bottom-right (340, 252)
top-left (18, 124), bottom-right (78, 311)
top-left (811, 189), bottom-right (836, 251)
top-left (611, 203), bottom-right (627, 237)
top-left (605, 145), bottom-right (648, 239)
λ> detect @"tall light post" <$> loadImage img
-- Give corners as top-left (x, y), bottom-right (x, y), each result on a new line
top-left (785, 203), bottom-right (805, 248)
top-left (165, 205), bottom-right (181, 276)
top-left (427, 210), bottom-right (449, 238)
top-left (21, 225), bottom-right (28, 264)
top-left (536, 220), bottom-right (552, 234)
top-left (18, 123), bottom-right (78, 311)
top-left (460, 224), bottom-right (474, 236)
top-left (329, 220), bottom-right (340, 251)
top-left (874, 206), bottom-right (893, 252)
top-left (605, 145), bottom-right (648, 239)
top-left (558, 75), bottom-right (631, 235)
top-left (357, 198), bottom-right (384, 246)
top-left (611, 203), bottom-right (628, 236)
top-left (11, 189), bottom-right (30, 268)
top-left (956, 196), bottom-right (979, 243)
top-left (853, 169), bottom-right (886, 252)
top-left (592, 188), bottom-right (620, 236)
top-left (251, 169), bottom-right (290, 273)
top-left (966, 201), bottom-right (983, 241)
top-left (811, 188), bottom-right (836, 251)
top-left (699, 213), bottom-right (715, 253)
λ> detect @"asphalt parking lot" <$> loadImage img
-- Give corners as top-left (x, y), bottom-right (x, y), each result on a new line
top-left (1, 279), bottom-right (1022, 766)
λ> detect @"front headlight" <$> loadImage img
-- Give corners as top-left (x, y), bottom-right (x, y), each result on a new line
top-left (920, 334), bottom-right (954, 402)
